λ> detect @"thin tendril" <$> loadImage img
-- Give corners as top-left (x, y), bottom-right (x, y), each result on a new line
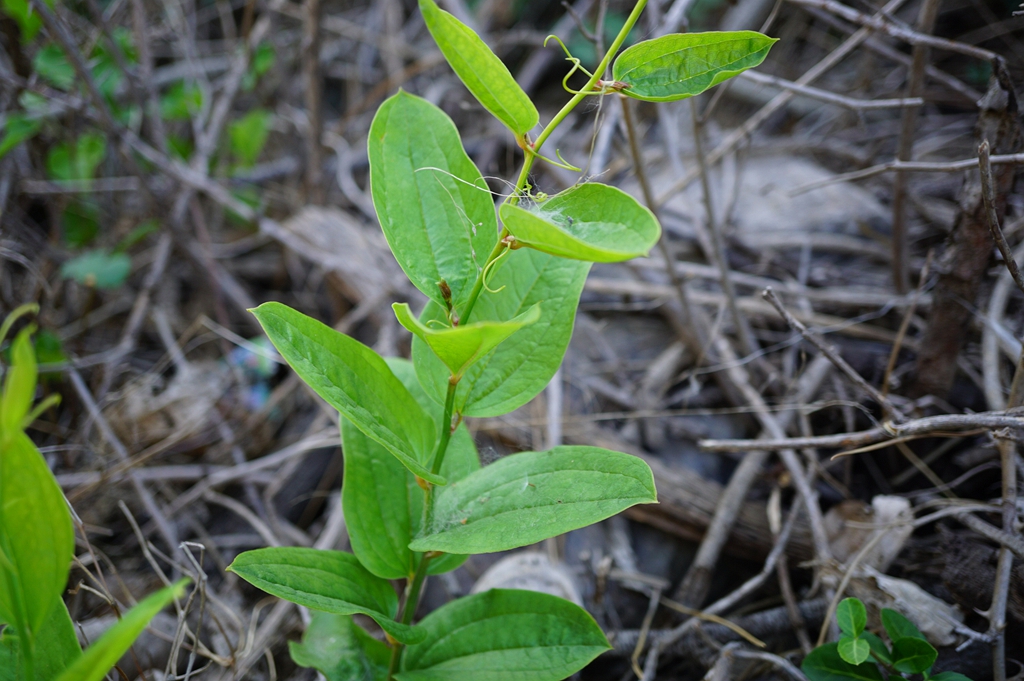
top-left (481, 242), bottom-right (513, 293)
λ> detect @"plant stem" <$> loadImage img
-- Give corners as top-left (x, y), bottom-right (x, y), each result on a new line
top-left (387, 552), bottom-right (435, 680)
top-left (423, 380), bottom-right (459, 524)
top-left (460, 0), bottom-right (648, 324)
top-left (511, 0), bottom-right (648, 198)
top-left (386, 379), bottom-right (458, 681)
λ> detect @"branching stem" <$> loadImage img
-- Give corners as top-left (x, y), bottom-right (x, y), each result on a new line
top-left (460, 0), bottom-right (648, 325)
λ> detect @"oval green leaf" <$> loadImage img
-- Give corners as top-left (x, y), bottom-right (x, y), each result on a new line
top-left (251, 302), bottom-right (443, 485)
top-left (409, 446), bottom-right (657, 554)
top-left (343, 360), bottom-right (480, 580)
top-left (369, 91), bottom-right (498, 310)
top-left (413, 249), bottom-right (591, 417)
top-left (801, 643), bottom-right (883, 681)
top-left (837, 598), bottom-right (866, 637)
top-left (0, 430), bottom-right (75, 640)
top-left (54, 580), bottom-right (188, 681)
top-left (612, 31), bottom-right (778, 102)
top-left (289, 612), bottom-right (390, 681)
top-left (397, 589), bottom-right (609, 681)
top-left (838, 635), bottom-right (870, 666)
top-left (500, 183), bottom-right (661, 262)
top-left (891, 637), bottom-right (937, 674)
top-left (880, 608), bottom-right (925, 642)
top-left (418, 0), bottom-right (538, 137)
top-left (394, 302), bottom-right (539, 379)
top-left (227, 547), bottom-right (424, 644)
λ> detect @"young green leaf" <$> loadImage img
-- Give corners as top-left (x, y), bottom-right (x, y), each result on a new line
top-left (1, 0), bottom-right (43, 42)
top-left (861, 632), bottom-right (891, 666)
top-left (227, 547), bottom-right (424, 644)
top-left (499, 183), bottom-right (661, 262)
top-left (159, 81), bottom-right (203, 121)
top-left (1, 326), bottom-right (36, 433)
top-left (46, 134), bottom-right (106, 182)
top-left (61, 250), bottom-right (132, 289)
top-left (368, 91), bottom-right (498, 311)
top-left (881, 608), bottom-right (925, 642)
top-left (409, 446), bottom-right (657, 554)
top-left (33, 44), bottom-right (74, 91)
top-left (413, 249), bottom-right (590, 417)
top-left (53, 580), bottom-right (188, 681)
top-left (836, 598), bottom-right (867, 637)
top-left (397, 589), bottom-right (609, 681)
top-left (0, 600), bottom-right (82, 681)
top-left (289, 612), bottom-right (390, 681)
top-left (0, 431), bottom-right (75, 642)
top-left (801, 642), bottom-right (883, 681)
top-left (251, 302), bottom-right (442, 484)
top-left (393, 302), bottom-right (539, 378)
top-left (343, 359), bottom-right (478, 580)
top-left (0, 115), bottom-right (41, 160)
top-left (418, 0), bottom-right (538, 138)
top-left (611, 31), bottom-right (778, 102)
top-left (838, 635), bottom-right (870, 666)
top-left (890, 637), bottom-right (937, 674)
top-left (229, 109), bottom-right (272, 168)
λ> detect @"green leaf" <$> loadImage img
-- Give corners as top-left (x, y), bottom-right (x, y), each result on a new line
top-left (611, 31), bottom-right (778, 102)
top-left (418, 0), bottom-right (538, 138)
top-left (409, 446), bottom-right (657, 554)
top-left (836, 598), bottom-right (866, 637)
top-left (33, 44), bottom-right (74, 91)
top-left (251, 302), bottom-right (442, 484)
top-left (397, 589), bottom-right (609, 681)
top-left (861, 632), bottom-right (891, 666)
top-left (413, 249), bottom-right (590, 417)
top-left (242, 42), bottom-right (276, 91)
top-left (61, 250), bottom-right (132, 289)
top-left (46, 134), bottom-right (106, 182)
top-left (0, 115), bottom-right (41, 160)
top-left (288, 612), bottom-right (389, 681)
top-left (838, 635), bottom-right (870, 666)
top-left (881, 608), bottom-right (925, 642)
top-left (368, 91), bottom-right (497, 311)
top-left (160, 82), bottom-right (203, 121)
top-left (801, 643), bottom-right (883, 681)
top-left (891, 637), bottom-right (938, 674)
top-left (393, 302), bottom-right (539, 379)
top-left (229, 109), bottom-right (271, 167)
top-left (0, 600), bottom-right (82, 681)
top-left (227, 547), bottom-right (424, 644)
top-left (343, 359), bottom-right (479, 580)
top-left (53, 580), bottom-right (188, 681)
top-left (0, 429), bottom-right (74, 640)
top-left (60, 202), bottom-right (100, 247)
top-left (1, 327), bottom-right (36, 433)
top-left (1, 0), bottom-right (42, 42)
top-left (929, 673), bottom-right (973, 681)
top-left (499, 183), bottom-right (661, 262)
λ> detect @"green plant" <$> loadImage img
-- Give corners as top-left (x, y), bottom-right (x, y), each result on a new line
top-left (0, 304), bottom-right (189, 681)
top-left (802, 597), bottom-right (972, 681)
top-left (226, 2), bottom-right (775, 679)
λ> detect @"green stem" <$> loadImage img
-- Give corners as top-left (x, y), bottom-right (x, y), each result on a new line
top-left (459, 0), bottom-right (648, 325)
top-left (386, 552), bottom-right (435, 680)
top-left (510, 0), bottom-right (648, 199)
top-left (423, 380), bottom-right (459, 523)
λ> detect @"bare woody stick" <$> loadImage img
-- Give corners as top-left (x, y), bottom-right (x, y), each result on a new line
top-left (980, 140), bottom-right (1024, 297)
top-left (890, 0), bottom-right (940, 293)
top-left (763, 287), bottom-right (900, 422)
